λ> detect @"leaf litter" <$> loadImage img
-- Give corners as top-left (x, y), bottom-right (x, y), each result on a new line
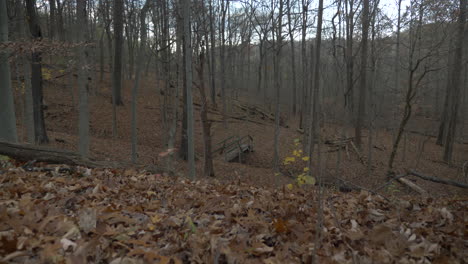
top-left (0, 161), bottom-right (466, 263)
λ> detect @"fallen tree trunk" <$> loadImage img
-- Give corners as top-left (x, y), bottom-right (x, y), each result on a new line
top-left (0, 141), bottom-right (121, 168)
top-left (408, 170), bottom-right (468, 189)
top-left (397, 177), bottom-right (429, 196)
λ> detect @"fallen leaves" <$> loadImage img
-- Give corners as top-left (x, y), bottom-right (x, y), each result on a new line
top-left (0, 161), bottom-right (466, 263)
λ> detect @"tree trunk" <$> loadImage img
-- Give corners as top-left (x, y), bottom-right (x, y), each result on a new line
top-left (287, 0), bottom-right (297, 116)
top-left (197, 48), bottom-right (214, 177)
top-left (443, 0), bottom-right (467, 163)
top-left (308, 0), bottom-right (324, 161)
top-left (344, 0), bottom-right (355, 113)
top-left (220, 0), bottom-right (228, 129)
top-left (209, 0), bottom-right (216, 107)
top-left (0, 0), bottom-right (17, 143)
top-left (113, 0), bottom-right (124, 105)
top-left (26, 0), bottom-right (49, 144)
top-left (273, 0), bottom-right (283, 173)
top-left (355, 0), bottom-right (370, 148)
top-left (49, 0), bottom-right (57, 39)
top-left (77, 0), bottom-right (90, 158)
top-left (299, 0), bottom-right (308, 131)
top-left (183, 0), bottom-right (195, 179)
top-left (437, 38), bottom-right (454, 146)
top-left (131, 0), bottom-right (150, 163)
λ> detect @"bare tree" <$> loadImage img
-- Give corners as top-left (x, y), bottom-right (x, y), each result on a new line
top-left (183, 0), bottom-right (195, 179)
top-left (387, 0), bottom-right (443, 174)
top-left (196, 41), bottom-right (214, 177)
top-left (113, 0), bottom-right (124, 106)
top-left (273, 0), bottom-right (284, 173)
top-left (220, 0), bottom-right (228, 128)
top-left (131, 0), bottom-right (150, 163)
top-left (287, 0), bottom-right (298, 115)
top-left (77, 0), bottom-right (90, 157)
top-left (0, 0), bottom-right (17, 143)
top-left (26, 0), bottom-right (49, 144)
top-left (355, 0), bottom-right (370, 148)
top-left (209, 0), bottom-right (217, 107)
top-left (299, 0), bottom-right (309, 131)
top-left (443, 0), bottom-right (466, 162)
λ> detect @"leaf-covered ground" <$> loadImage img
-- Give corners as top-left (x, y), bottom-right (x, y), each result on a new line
top-left (0, 161), bottom-right (466, 263)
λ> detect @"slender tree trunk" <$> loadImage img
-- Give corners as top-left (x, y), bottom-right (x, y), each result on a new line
top-left (308, 0), bottom-right (324, 160)
top-left (355, 0), bottom-right (370, 148)
top-left (0, 0), bottom-right (17, 143)
top-left (26, 0), bottom-right (49, 144)
top-left (287, 0), bottom-right (297, 115)
top-left (183, 0), bottom-right (195, 179)
top-left (393, 0), bottom-right (402, 134)
top-left (56, 0), bottom-right (65, 41)
top-left (437, 45), bottom-right (453, 145)
top-left (49, 0), bottom-right (57, 39)
top-left (220, 0), bottom-right (228, 129)
top-left (15, 1), bottom-right (34, 143)
top-left (197, 48), bottom-right (214, 177)
top-left (443, 0), bottom-right (467, 162)
top-left (130, 0), bottom-right (150, 163)
top-left (299, 0), bottom-right (308, 131)
top-left (344, 0), bottom-right (355, 113)
top-left (77, 0), bottom-right (90, 157)
top-left (177, 1), bottom-right (188, 160)
top-left (113, 0), bottom-right (124, 106)
top-left (273, 0), bottom-right (283, 173)
top-left (209, 0), bottom-right (216, 107)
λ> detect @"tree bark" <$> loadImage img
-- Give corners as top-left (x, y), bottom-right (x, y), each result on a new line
top-left (0, 141), bottom-right (124, 168)
top-left (77, 0), bottom-right (90, 158)
top-left (25, 0), bottom-right (49, 144)
top-left (183, 0), bottom-right (195, 179)
top-left (209, 0), bottom-right (216, 107)
top-left (355, 0), bottom-right (370, 148)
top-left (308, 0), bottom-right (324, 162)
top-left (273, 0), bottom-right (283, 173)
top-left (113, 0), bottom-right (124, 105)
top-left (197, 48), bottom-right (214, 177)
top-left (443, 0), bottom-right (466, 163)
top-left (0, 0), bottom-right (17, 143)
top-left (287, 0), bottom-right (297, 115)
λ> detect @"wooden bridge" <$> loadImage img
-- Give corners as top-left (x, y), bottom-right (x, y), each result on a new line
top-left (212, 135), bottom-right (254, 162)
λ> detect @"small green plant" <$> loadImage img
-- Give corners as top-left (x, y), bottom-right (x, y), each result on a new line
top-left (387, 182), bottom-right (400, 195)
top-left (283, 138), bottom-right (315, 189)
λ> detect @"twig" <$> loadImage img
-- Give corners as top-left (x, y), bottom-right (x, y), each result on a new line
top-left (463, 161), bottom-right (468, 182)
top-left (332, 176), bottom-right (390, 202)
top-left (2, 251), bottom-right (29, 262)
top-left (350, 141), bottom-right (366, 165)
top-left (407, 170), bottom-right (468, 189)
top-left (374, 173), bottom-right (408, 192)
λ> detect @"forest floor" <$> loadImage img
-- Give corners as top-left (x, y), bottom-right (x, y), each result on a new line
top-left (12, 71), bottom-right (468, 196)
top-left (2, 71), bottom-right (467, 262)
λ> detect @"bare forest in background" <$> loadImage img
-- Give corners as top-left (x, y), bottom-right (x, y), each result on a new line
top-left (1, 0), bottom-right (467, 195)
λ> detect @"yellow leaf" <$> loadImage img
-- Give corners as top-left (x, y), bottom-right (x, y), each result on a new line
top-left (286, 184), bottom-right (293, 190)
top-left (303, 167), bottom-right (309, 172)
top-left (302, 156), bottom-right (310, 161)
top-left (303, 175), bottom-right (316, 185)
top-left (147, 224), bottom-right (155, 231)
top-left (151, 215), bottom-right (162, 224)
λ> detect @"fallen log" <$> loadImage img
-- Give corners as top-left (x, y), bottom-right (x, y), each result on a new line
top-left (397, 177), bottom-right (429, 196)
top-left (408, 170), bottom-right (468, 189)
top-left (0, 141), bottom-right (122, 168)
